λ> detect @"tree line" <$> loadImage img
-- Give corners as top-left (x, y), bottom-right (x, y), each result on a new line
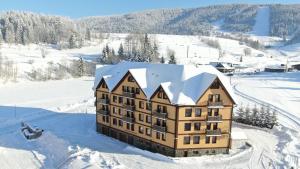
top-left (99, 33), bottom-right (177, 64)
top-left (234, 104), bottom-right (278, 129)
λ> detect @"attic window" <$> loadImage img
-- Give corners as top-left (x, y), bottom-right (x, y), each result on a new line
top-left (163, 93), bottom-right (168, 99)
top-left (158, 92), bottom-right (162, 98)
top-left (102, 83), bottom-right (107, 89)
top-left (128, 76), bottom-right (135, 82)
top-left (210, 81), bottom-right (220, 89)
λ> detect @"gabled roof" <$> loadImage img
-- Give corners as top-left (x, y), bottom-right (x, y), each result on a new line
top-left (93, 61), bottom-right (237, 105)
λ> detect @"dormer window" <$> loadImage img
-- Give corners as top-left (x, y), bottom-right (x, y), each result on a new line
top-left (128, 75), bottom-right (135, 82)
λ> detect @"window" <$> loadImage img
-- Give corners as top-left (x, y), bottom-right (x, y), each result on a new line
top-left (139, 126), bottom-right (144, 134)
top-left (208, 94), bottom-right (213, 102)
top-left (118, 96), bottom-right (123, 104)
top-left (157, 105), bottom-right (162, 112)
top-left (119, 120), bottom-right (123, 127)
top-left (113, 118), bottom-right (117, 125)
top-left (156, 132), bottom-right (160, 139)
top-left (146, 102), bottom-right (152, 110)
top-left (184, 123), bottom-right (191, 131)
top-left (194, 123), bottom-right (201, 130)
top-left (139, 101), bottom-right (144, 109)
top-left (162, 106), bottom-right (167, 113)
top-left (113, 107), bottom-right (116, 114)
top-left (146, 128), bottom-right (151, 136)
top-left (205, 136), bottom-right (210, 144)
top-left (136, 88), bottom-right (140, 94)
top-left (163, 93), bottom-right (168, 99)
top-left (210, 81), bottom-right (219, 89)
top-left (118, 108), bottom-right (122, 115)
top-left (158, 91), bottom-right (162, 98)
top-left (214, 109), bottom-right (219, 116)
top-left (131, 124), bottom-right (134, 131)
top-left (195, 108), bottom-right (201, 117)
top-left (184, 136), bottom-right (190, 144)
top-left (185, 108), bottom-right (192, 117)
top-left (102, 116), bottom-right (105, 122)
top-left (105, 116), bottom-right (109, 123)
top-left (102, 83), bottom-right (107, 89)
top-left (193, 136), bottom-right (200, 144)
top-left (113, 95), bottom-right (117, 103)
top-left (207, 123), bottom-right (211, 130)
top-left (156, 118), bottom-right (161, 126)
top-left (146, 115), bottom-right (151, 123)
top-left (126, 123), bottom-right (130, 130)
top-left (162, 133), bottom-right (166, 141)
top-left (213, 123), bottom-right (218, 130)
top-left (215, 94), bottom-right (220, 102)
top-left (128, 76), bottom-right (135, 82)
top-left (139, 114), bottom-right (144, 122)
top-left (212, 136), bottom-right (217, 144)
top-left (208, 109), bottom-right (212, 116)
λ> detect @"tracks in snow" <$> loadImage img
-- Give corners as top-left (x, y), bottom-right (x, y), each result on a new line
top-left (233, 81), bottom-right (300, 168)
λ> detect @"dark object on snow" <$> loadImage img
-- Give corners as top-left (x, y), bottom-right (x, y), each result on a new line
top-left (292, 64), bottom-right (300, 70)
top-left (21, 122), bottom-right (44, 140)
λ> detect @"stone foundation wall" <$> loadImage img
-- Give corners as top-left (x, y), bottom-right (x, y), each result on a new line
top-left (96, 123), bottom-right (229, 157)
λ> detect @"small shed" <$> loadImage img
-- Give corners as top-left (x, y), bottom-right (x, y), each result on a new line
top-left (231, 131), bottom-right (248, 149)
top-left (292, 64), bottom-right (300, 70)
top-left (210, 62), bottom-right (235, 73)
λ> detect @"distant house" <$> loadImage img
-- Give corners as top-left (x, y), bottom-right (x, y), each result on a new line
top-left (210, 62), bottom-right (235, 73)
top-left (93, 61), bottom-right (236, 157)
top-left (264, 64), bottom-right (292, 72)
top-left (292, 63), bottom-right (300, 70)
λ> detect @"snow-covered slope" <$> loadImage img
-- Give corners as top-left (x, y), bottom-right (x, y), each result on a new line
top-left (251, 6), bottom-right (270, 36)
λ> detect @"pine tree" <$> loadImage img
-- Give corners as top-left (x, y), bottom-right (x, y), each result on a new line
top-left (265, 106), bottom-right (272, 128)
top-left (270, 110), bottom-right (278, 129)
top-left (251, 105), bottom-right (259, 126)
top-left (102, 47), bottom-right (107, 62)
top-left (160, 56), bottom-right (165, 63)
top-left (69, 34), bottom-right (77, 49)
top-left (78, 57), bottom-right (84, 77)
top-left (259, 106), bottom-right (266, 127)
top-left (85, 28), bottom-right (91, 40)
top-left (244, 105), bottom-right (251, 124)
top-left (168, 54), bottom-right (176, 64)
top-left (118, 43), bottom-right (125, 59)
top-left (236, 105), bottom-right (244, 122)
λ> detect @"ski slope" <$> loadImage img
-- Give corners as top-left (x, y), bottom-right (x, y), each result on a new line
top-left (251, 6), bottom-right (270, 36)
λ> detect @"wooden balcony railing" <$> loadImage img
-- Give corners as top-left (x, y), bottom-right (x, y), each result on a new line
top-left (123, 104), bottom-right (135, 111)
top-left (207, 101), bottom-right (224, 108)
top-left (97, 109), bottom-right (110, 115)
top-left (206, 129), bottom-right (222, 136)
top-left (152, 111), bottom-right (168, 119)
top-left (123, 91), bottom-right (135, 98)
top-left (97, 98), bottom-right (109, 104)
top-left (207, 115), bottom-right (222, 122)
top-left (122, 116), bottom-right (135, 123)
top-left (152, 124), bottom-right (167, 132)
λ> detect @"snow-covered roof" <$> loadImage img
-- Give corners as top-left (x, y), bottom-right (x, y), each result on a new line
top-left (93, 61), bottom-right (236, 105)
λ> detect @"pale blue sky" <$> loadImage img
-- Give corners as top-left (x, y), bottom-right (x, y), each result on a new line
top-left (0, 0), bottom-right (299, 18)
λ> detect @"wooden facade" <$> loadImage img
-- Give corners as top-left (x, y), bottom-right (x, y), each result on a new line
top-left (95, 70), bottom-right (234, 157)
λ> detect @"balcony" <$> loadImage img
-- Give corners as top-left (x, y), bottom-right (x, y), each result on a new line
top-left (97, 98), bottom-right (109, 104)
top-left (206, 129), bottom-right (222, 136)
top-left (122, 116), bottom-right (135, 123)
top-left (207, 101), bottom-right (224, 108)
top-left (123, 104), bottom-right (135, 111)
top-left (123, 91), bottom-right (135, 98)
top-left (207, 115), bottom-right (222, 122)
top-left (97, 109), bottom-right (109, 115)
top-left (152, 124), bottom-right (167, 132)
top-left (152, 111), bottom-right (168, 119)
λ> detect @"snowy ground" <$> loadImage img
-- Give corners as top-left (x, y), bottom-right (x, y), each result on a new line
top-left (0, 71), bottom-right (299, 169)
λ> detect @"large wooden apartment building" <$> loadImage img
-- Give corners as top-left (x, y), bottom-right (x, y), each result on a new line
top-left (93, 62), bottom-right (236, 157)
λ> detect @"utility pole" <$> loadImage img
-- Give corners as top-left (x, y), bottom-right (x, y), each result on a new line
top-left (186, 45), bottom-right (189, 58)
